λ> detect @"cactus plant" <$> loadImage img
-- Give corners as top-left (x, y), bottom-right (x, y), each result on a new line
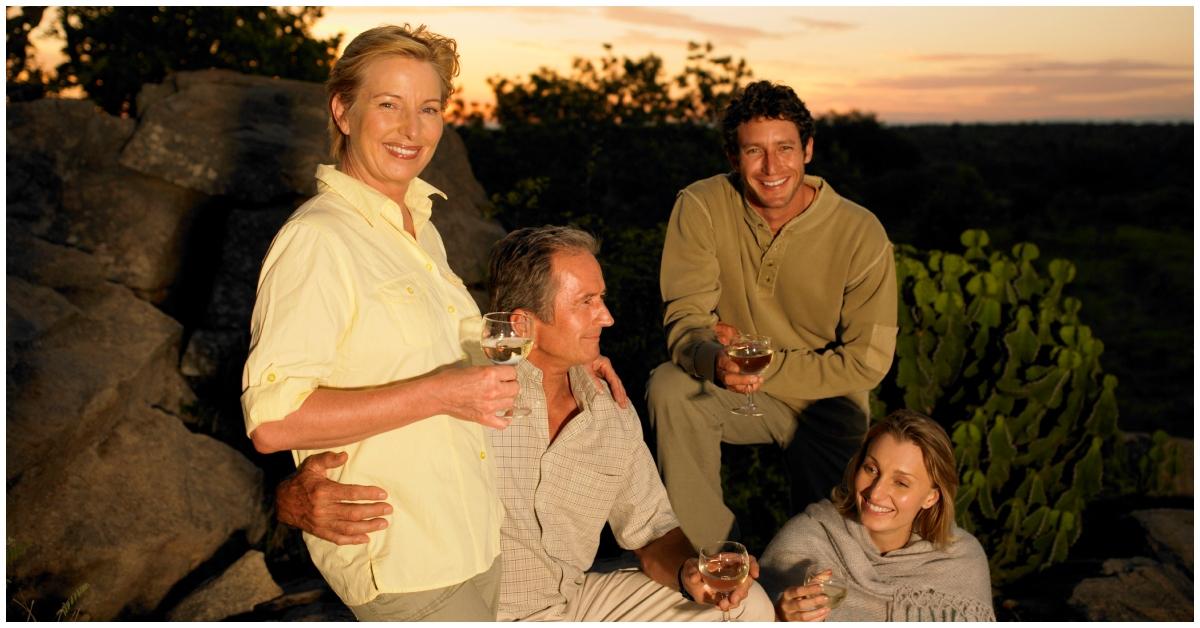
top-left (877, 229), bottom-right (1124, 583)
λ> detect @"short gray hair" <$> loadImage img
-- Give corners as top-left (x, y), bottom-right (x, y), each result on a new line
top-left (488, 226), bottom-right (599, 322)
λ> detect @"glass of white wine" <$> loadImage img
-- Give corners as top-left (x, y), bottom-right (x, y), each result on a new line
top-left (726, 333), bottom-right (773, 416)
top-left (481, 311), bottom-right (534, 418)
top-left (805, 565), bottom-right (848, 611)
top-left (698, 540), bottom-right (750, 622)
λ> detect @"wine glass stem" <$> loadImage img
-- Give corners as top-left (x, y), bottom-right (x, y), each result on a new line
top-left (745, 391), bottom-right (756, 409)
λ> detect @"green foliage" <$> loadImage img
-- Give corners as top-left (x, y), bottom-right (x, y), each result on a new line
top-left (51, 6), bottom-right (341, 116)
top-left (876, 229), bottom-right (1126, 584)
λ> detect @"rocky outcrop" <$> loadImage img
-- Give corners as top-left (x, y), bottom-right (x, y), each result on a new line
top-left (7, 99), bottom-right (206, 303)
top-left (5, 229), bottom-right (267, 620)
top-left (167, 551), bottom-right (283, 621)
top-left (1068, 508), bottom-right (1193, 621)
top-left (6, 68), bottom-right (506, 620)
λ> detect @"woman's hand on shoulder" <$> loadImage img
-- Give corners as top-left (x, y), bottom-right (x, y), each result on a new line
top-left (588, 355), bottom-right (629, 408)
top-left (430, 365), bottom-right (519, 429)
top-left (775, 582), bottom-right (832, 622)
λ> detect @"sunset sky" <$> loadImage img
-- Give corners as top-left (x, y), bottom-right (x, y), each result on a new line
top-left (24, 5), bottom-right (1194, 124)
top-left (307, 5), bottom-right (1194, 124)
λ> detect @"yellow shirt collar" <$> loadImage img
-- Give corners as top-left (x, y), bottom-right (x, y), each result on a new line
top-left (314, 164), bottom-right (448, 234)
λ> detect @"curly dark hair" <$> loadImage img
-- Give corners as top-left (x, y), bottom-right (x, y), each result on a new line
top-left (720, 80), bottom-right (815, 160)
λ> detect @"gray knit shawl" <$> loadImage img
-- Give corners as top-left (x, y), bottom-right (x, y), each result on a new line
top-left (759, 500), bottom-right (995, 622)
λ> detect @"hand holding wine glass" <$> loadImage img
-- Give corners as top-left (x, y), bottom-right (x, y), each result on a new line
top-left (698, 540), bottom-right (751, 622)
top-left (481, 311), bottom-right (534, 418)
top-left (725, 334), bottom-right (773, 416)
top-left (805, 566), bottom-right (847, 610)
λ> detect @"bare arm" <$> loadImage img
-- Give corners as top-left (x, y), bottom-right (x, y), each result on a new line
top-left (250, 364), bottom-right (519, 454)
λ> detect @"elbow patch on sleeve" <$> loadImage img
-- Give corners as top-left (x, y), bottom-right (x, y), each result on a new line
top-left (866, 324), bottom-right (899, 374)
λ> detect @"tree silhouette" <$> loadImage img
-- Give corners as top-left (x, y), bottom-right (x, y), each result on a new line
top-left (52, 6), bottom-right (341, 116)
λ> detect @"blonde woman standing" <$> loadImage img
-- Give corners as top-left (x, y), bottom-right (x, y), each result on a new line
top-left (242, 25), bottom-right (512, 620)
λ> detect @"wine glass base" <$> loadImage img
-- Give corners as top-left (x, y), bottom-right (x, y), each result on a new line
top-left (730, 406), bottom-right (765, 417)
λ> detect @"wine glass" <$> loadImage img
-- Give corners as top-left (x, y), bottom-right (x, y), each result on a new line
top-left (805, 565), bottom-right (848, 611)
top-left (726, 334), bottom-right (773, 416)
top-left (698, 540), bottom-right (750, 622)
top-left (481, 311), bottom-right (534, 418)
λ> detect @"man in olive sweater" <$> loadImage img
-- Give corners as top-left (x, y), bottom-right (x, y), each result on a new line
top-left (647, 80), bottom-right (898, 550)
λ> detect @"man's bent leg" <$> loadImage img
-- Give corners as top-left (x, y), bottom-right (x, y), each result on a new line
top-left (567, 568), bottom-right (775, 621)
top-left (348, 556), bottom-right (501, 621)
top-left (647, 362), bottom-right (797, 550)
top-left (784, 395), bottom-right (869, 514)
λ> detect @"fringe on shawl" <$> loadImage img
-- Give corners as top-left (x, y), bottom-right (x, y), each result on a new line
top-left (891, 586), bottom-right (996, 622)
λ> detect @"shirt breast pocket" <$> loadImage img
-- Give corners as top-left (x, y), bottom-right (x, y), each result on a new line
top-left (376, 274), bottom-right (435, 348)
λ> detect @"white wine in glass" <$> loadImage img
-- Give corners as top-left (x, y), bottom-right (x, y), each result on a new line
top-left (698, 541), bottom-right (750, 622)
top-left (481, 311), bottom-right (534, 417)
top-left (806, 566), bottom-right (848, 611)
top-left (727, 334), bottom-right (773, 416)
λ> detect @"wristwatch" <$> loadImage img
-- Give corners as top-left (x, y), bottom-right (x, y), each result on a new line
top-left (678, 562), bottom-right (694, 602)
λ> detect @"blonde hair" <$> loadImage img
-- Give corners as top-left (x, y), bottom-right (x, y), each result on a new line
top-left (831, 409), bottom-right (959, 547)
top-left (325, 24), bottom-right (460, 163)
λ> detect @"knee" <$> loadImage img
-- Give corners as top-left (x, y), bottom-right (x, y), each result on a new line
top-left (732, 581), bottom-right (777, 622)
top-left (646, 361), bottom-right (698, 416)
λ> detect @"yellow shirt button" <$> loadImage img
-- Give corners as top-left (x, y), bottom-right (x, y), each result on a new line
top-left (480, 450), bottom-right (486, 460)
top-left (406, 286), bottom-right (415, 295)
top-left (426, 262), bottom-right (433, 271)
top-left (267, 373), bottom-right (276, 382)
top-left (448, 305), bottom-right (456, 314)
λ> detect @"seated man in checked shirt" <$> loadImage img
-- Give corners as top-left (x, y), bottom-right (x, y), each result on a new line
top-left (273, 226), bottom-right (775, 621)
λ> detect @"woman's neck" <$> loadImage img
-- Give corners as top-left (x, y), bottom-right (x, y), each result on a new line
top-left (868, 527), bottom-right (912, 555)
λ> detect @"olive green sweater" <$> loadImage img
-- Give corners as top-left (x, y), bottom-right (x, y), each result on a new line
top-left (660, 173), bottom-right (897, 412)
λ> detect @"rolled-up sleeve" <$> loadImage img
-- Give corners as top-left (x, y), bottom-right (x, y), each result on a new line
top-left (241, 221), bottom-right (354, 435)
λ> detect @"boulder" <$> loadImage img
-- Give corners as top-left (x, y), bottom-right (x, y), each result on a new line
top-left (166, 551), bottom-right (283, 621)
top-left (7, 100), bottom-right (207, 303)
top-left (6, 227), bottom-right (267, 620)
top-left (422, 127), bottom-right (507, 288)
top-left (1132, 509), bottom-right (1193, 574)
top-left (119, 69), bottom-right (328, 202)
top-left (1068, 557), bottom-right (1193, 621)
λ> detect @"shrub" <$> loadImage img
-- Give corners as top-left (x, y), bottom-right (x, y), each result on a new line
top-left (876, 229), bottom-right (1122, 583)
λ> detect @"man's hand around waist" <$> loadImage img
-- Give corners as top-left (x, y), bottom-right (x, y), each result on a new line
top-left (277, 451), bottom-right (391, 545)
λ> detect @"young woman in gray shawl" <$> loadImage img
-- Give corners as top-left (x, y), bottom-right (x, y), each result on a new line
top-left (760, 410), bottom-right (995, 621)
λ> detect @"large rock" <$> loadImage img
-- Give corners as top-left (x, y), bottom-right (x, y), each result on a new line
top-left (1068, 557), bottom-right (1193, 621)
top-left (167, 551), bottom-right (283, 621)
top-left (423, 127), bottom-right (507, 288)
top-left (120, 69), bottom-right (328, 202)
top-left (6, 228), bottom-right (267, 620)
top-left (7, 100), bottom-right (207, 303)
top-left (1132, 509), bottom-right (1193, 574)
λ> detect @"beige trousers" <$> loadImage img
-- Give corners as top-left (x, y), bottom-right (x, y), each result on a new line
top-left (520, 567), bottom-right (776, 621)
top-left (348, 556), bottom-right (501, 621)
top-left (647, 361), bottom-right (868, 550)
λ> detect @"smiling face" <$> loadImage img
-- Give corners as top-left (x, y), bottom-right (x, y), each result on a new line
top-left (526, 251), bottom-right (614, 372)
top-left (331, 55), bottom-right (444, 202)
top-left (733, 116), bottom-right (814, 223)
top-left (854, 433), bottom-right (941, 553)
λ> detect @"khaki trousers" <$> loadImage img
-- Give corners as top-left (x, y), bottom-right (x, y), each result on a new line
top-left (647, 361), bottom-right (868, 550)
top-left (348, 556), bottom-right (501, 621)
top-left (520, 568), bottom-right (776, 621)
